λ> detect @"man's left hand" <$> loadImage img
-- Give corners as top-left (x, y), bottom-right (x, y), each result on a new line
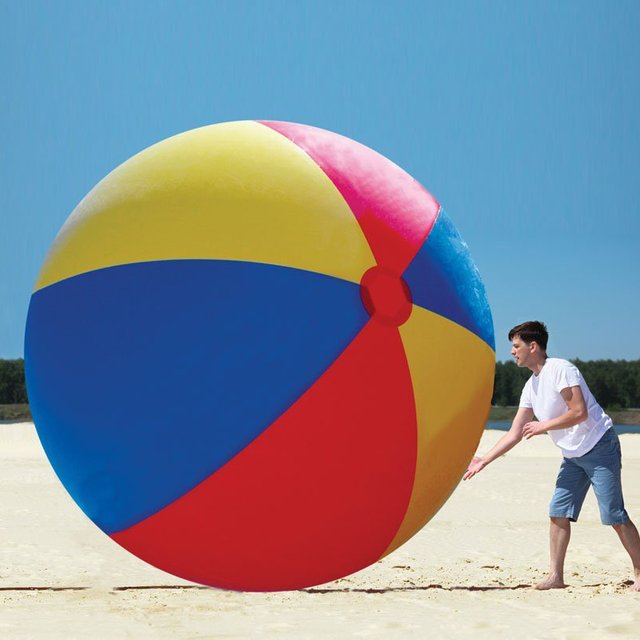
top-left (522, 421), bottom-right (548, 439)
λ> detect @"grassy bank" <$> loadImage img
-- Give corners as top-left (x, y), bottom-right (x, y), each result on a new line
top-left (490, 406), bottom-right (640, 425)
top-left (2, 404), bottom-right (639, 425)
top-left (0, 404), bottom-right (31, 421)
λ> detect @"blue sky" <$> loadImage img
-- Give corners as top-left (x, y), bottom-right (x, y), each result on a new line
top-left (1, 0), bottom-right (638, 362)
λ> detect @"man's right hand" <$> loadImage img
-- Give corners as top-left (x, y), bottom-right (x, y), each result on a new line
top-left (463, 456), bottom-right (487, 481)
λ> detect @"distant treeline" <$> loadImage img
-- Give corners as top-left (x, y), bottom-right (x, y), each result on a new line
top-left (1, 358), bottom-right (639, 409)
top-left (0, 359), bottom-right (27, 404)
top-left (493, 359), bottom-right (640, 409)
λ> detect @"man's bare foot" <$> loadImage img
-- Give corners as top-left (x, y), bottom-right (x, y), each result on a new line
top-left (534, 575), bottom-right (567, 590)
top-left (631, 574), bottom-right (640, 592)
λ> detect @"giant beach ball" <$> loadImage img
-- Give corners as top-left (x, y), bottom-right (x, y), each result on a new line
top-left (25, 121), bottom-right (495, 591)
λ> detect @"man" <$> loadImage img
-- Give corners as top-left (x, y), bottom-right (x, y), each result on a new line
top-left (464, 321), bottom-right (640, 591)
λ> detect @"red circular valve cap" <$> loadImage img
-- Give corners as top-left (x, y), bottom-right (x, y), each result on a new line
top-left (360, 266), bottom-right (413, 327)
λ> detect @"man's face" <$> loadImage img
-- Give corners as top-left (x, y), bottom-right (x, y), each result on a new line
top-left (511, 336), bottom-right (533, 368)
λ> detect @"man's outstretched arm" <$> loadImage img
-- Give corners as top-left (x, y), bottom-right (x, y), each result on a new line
top-left (463, 406), bottom-right (534, 480)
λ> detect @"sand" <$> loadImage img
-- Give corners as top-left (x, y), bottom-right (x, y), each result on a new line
top-left (2, 423), bottom-right (639, 639)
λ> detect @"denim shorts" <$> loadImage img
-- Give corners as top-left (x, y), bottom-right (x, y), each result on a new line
top-left (549, 428), bottom-right (629, 525)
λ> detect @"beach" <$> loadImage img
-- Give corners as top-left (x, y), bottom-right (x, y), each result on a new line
top-left (2, 423), bottom-right (639, 639)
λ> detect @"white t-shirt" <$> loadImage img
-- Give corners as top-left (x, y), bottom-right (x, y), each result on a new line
top-left (519, 358), bottom-right (612, 458)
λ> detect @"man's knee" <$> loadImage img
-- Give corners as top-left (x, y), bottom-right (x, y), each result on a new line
top-left (611, 520), bottom-right (633, 533)
top-left (550, 517), bottom-right (571, 527)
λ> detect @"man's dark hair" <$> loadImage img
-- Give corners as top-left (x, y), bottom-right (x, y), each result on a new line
top-left (508, 321), bottom-right (549, 351)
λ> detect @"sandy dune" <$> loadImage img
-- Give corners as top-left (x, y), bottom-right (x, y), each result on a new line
top-left (2, 423), bottom-right (639, 639)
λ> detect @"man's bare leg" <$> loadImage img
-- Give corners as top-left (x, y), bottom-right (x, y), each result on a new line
top-left (536, 517), bottom-right (570, 590)
top-left (612, 520), bottom-right (640, 592)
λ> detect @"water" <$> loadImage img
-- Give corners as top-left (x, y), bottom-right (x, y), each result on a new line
top-left (486, 420), bottom-right (640, 435)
